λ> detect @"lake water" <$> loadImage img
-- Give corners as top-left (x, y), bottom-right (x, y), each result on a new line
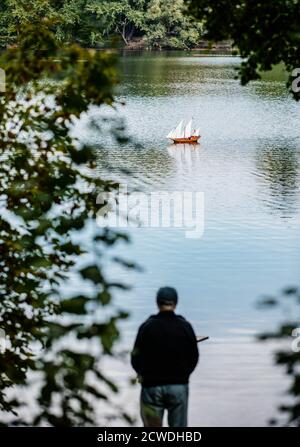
top-left (77, 53), bottom-right (300, 426)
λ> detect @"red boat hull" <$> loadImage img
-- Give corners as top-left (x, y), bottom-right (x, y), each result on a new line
top-left (172, 135), bottom-right (201, 144)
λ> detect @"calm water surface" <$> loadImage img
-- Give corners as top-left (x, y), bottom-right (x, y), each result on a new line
top-left (77, 53), bottom-right (300, 426)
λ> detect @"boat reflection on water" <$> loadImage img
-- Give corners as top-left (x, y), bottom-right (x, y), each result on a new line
top-left (167, 143), bottom-right (201, 171)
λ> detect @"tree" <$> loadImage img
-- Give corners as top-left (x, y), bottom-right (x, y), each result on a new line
top-left (0, 20), bottom-right (135, 425)
top-left (143, 0), bottom-right (202, 49)
top-left (87, 0), bottom-right (146, 45)
top-left (80, 0), bottom-right (203, 48)
top-left (0, 0), bottom-right (104, 48)
top-left (258, 287), bottom-right (300, 426)
top-left (0, 0), bottom-right (57, 47)
top-left (189, 0), bottom-right (300, 99)
top-left (52, 0), bottom-right (104, 47)
top-left (0, 0), bottom-right (203, 49)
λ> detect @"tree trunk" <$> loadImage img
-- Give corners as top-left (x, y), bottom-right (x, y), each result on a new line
top-left (121, 20), bottom-right (128, 45)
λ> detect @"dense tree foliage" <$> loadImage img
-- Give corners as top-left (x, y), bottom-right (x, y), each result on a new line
top-left (87, 0), bottom-right (146, 45)
top-left (0, 0), bottom-right (203, 49)
top-left (142, 0), bottom-right (202, 49)
top-left (0, 0), bottom-right (103, 48)
top-left (258, 288), bottom-right (300, 426)
top-left (88, 0), bottom-right (202, 48)
top-left (189, 0), bottom-right (300, 99)
top-left (0, 21), bottom-right (136, 425)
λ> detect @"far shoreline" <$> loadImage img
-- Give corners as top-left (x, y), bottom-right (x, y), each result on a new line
top-left (101, 39), bottom-right (237, 56)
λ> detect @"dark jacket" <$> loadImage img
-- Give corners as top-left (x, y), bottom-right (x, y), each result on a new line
top-left (131, 311), bottom-right (199, 387)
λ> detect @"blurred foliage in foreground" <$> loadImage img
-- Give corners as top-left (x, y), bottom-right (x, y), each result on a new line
top-left (258, 287), bottom-right (300, 426)
top-left (190, 0), bottom-right (300, 99)
top-left (0, 22), bottom-right (136, 425)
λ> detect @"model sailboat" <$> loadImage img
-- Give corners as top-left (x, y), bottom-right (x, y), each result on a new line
top-left (166, 119), bottom-right (201, 144)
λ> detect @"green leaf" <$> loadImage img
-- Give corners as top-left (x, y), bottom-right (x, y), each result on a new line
top-left (80, 265), bottom-right (103, 284)
top-left (60, 296), bottom-right (88, 314)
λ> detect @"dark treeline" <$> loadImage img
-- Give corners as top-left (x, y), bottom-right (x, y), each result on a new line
top-left (0, 0), bottom-right (203, 49)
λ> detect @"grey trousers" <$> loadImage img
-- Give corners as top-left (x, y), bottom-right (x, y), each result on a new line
top-left (140, 384), bottom-right (189, 427)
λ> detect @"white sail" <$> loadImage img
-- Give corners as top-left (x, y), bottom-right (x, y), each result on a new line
top-left (167, 120), bottom-right (200, 140)
top-left (184, 119), bottom-right (193, 138)
top-left (166, 120), bottom-right (183, 139)
top-left (173, 120), bottom-right (184, 138)
top-left (166, 128), bottom-right (175, 139)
